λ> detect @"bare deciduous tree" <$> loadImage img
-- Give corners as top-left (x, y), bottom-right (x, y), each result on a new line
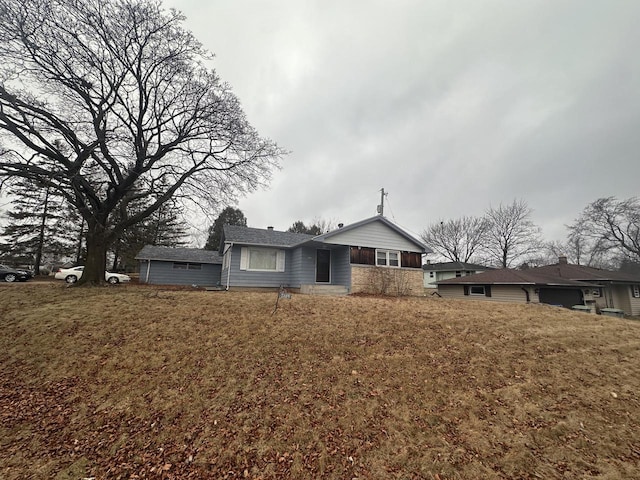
top-left (0, 0), bottom-right (284, 284)
top-left (570, 196), bottom-right (640, 263)
top-left (421, 216), bottom-right (489, 263)
top-left (485, 199), bottom-right (542, 268)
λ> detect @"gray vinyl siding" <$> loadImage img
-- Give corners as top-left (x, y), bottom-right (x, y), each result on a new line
top-left (290, 247), bottom-right (315, 286)
top-left (331, 246), bottom-right (351, 287)
top-left (139, 260), bottom-right (222, 287)
top-left (438, 284), bottom-right (534, 303)
top-left (221, 245), bottom-right (352, 289)
top-left (322, 222), bottom-right (422, 251)
top-left (631, 293), bottom-right (640, 316)
top-left (294, 246), bottom-right (351, 288)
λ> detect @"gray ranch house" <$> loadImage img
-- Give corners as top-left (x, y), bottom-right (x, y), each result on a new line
top-left (220, 215), bottom-right (430, 295)
top-left (136, 245), bottom-right (222, 287)
top-left (136, 216), bottom-right (429, 294)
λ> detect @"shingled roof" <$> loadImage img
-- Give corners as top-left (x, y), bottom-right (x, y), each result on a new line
top-left (423, 261), bottom-right (493, 272)
top-left (438, 268), bottom-right (597, 287)
top-left (136, 245), bottom-right (222, 264)
top-left (532, 262), bottom-right (640, 283)
top-left (221, 225), bottom-right (314, 249)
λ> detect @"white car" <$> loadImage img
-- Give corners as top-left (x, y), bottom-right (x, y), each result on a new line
top-left (54, 266), bottom-right (131, 284)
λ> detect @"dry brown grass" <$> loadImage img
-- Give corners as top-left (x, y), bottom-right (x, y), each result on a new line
top-left (1, 283), bottom-right (639, 479)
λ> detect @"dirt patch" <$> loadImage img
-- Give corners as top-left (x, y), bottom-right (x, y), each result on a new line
top-left (1, 285), bottom-right (639, 479)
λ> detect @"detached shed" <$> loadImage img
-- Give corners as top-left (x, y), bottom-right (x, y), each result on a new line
top-left (136, 245), bottom-right (222, 287)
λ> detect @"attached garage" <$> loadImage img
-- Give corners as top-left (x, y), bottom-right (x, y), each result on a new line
top-left (538, 288), bottom-right (584, 308)
top-left (136, 245), bottom-right (222, 287)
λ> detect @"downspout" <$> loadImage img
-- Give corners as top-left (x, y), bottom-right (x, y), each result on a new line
top-left (521, 287), bottom-right (530, 303)
top-left (225, 242), bottom-right (233, 290)
top-left (145, 258), bottom-right (151, 283)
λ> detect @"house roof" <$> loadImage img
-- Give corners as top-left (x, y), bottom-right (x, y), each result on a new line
top-left (135, 245), bottom-right (222, 264)
top-left (532, 262), bottom-right (640, 283)
top-left (310, 215), bottom-right (431, 253)
top-left (438, 268), bottom-right (598, 287)
top-left (221, 225), bottom-right (314, 249)
top-left (423, 261), bottom-right (493, 272)
top-left (221, 215), bottom-right (431, 253)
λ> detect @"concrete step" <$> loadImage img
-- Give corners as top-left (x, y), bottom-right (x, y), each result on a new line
top-left (300, 284), bottom-right (349, 296)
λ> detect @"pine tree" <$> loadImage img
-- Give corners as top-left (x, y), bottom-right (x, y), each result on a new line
top-left (0, 179), bottom-right (80, 273)
top-left (205, 207), bottom-right (247, 250)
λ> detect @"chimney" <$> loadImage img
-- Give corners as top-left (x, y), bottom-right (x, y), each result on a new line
top-left (267, 226), bottom-right (274, 231)
top-left (558, 256), bottom-right (568, 265)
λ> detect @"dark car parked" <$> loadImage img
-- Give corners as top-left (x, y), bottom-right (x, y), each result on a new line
top-left (0, 264), bottom-right (33, 282)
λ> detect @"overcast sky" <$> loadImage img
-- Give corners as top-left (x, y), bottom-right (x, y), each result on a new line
top-left (167, 0), bottom-right (639, 245)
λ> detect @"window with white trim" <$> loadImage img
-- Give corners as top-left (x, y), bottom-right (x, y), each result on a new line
top-left (469, 285), bottom-right (486, 295)
top-left (376, 249), bottom-right (400, 267)
top-left (240, 247), bottom-right (285, 272)
top-left (633, 285), bottom-right (640, 298)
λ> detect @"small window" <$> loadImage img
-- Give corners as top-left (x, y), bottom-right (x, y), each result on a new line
top-left (173, 262), bottom-right (201, 270)
top-left (469, 285), bottom-right (485, 295)
top-left (376, 249), bottom-right (401, 268)
top-left (592, 288), bottom-right (601, 298)
top-left (633, 285), bottom-right (640, 298)
top-left (455, 271), bottom-right (462, 277)
top-left (429, 271), bottom-right (434, 278)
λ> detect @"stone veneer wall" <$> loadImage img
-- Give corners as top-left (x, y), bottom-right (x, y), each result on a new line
top-left (351, 265), bottom-right (424, 296)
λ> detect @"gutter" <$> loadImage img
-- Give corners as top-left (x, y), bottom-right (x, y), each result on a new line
top-left (145, 258), bottom-right (151, 283)
top-left (224, 242), bottom-right (233, 290)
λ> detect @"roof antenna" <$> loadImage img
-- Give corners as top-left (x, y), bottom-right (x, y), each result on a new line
top-left (377, 188), bottom-right (387, 216)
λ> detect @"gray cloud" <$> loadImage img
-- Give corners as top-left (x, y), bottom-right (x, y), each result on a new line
top-left (168, 0), bottom-right (640, 243)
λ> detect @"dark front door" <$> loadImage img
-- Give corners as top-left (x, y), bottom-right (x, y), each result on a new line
top-left (316, 249), bottom-right (331, 283)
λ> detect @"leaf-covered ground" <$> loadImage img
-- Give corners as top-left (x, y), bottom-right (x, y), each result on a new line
top-left (1, 283), bottom-right (639, 479)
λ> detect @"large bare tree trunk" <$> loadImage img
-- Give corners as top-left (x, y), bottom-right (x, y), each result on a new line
top-left (80, 221), bottom-right (108, 286)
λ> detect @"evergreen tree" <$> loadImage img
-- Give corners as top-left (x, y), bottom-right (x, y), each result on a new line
top-left (205, 207), bottom-right (247, 250)
top-left (0, 178), bottom-right (80, 273)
